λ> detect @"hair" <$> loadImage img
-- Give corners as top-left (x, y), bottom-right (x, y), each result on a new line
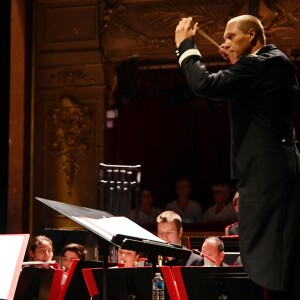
top-left (62, 243), bottom-right (87, 260)
top-left (204, 236), bottom-right (224, 253)
top-left (30, 235), bottom-right (53, 253)
top-left (230, 15), bottom-right (266, 45)
top-left (156, 210), bottom-right (182, 233)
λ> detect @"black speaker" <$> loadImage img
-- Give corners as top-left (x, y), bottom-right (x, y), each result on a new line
top-left (116, 59), bottom-right (140, 98)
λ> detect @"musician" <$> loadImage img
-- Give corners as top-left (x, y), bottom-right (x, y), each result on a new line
top-left (61, 243), bottom-right (87, 273)
top-left (175, 15), bottom-right (300, 298)
top-left (27, 235), bottom-right (55, 268)
top-left (117, 248), bottom-right (140, 267)
top-left (201, 236), bottom-right (228, 266)
top-left (156, 210), bottom-right (203, 266)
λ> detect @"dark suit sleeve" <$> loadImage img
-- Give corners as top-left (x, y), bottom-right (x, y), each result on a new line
top-left (176, 38), bottom-right (261, 100)
top-left (185, 252), bottom-right (204, 266)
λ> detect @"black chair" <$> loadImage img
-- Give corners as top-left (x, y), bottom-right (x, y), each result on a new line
top-left (96, 163), bottom-right (141, 219)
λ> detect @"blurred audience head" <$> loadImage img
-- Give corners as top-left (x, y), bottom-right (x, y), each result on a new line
top-left (176, 178), bottom-right (192, 200)
top-left (211, 182), bottom-right (233, 205)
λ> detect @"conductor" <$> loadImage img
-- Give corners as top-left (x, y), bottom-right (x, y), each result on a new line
top-left (175, 14), bottom-right (300, 299)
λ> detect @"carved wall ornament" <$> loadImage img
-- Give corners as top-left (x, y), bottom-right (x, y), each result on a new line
top-left (48, 70), bottom-right (95, 85)
top-left (100, 0), bottom-right (245, 62)
top-left (141, 0), bottom-right (244, 31)
top-left (99, 0), bottom-right (300, 63)
top-left (263, 0), bottom-right (300, 31)
top-left (49, 72), bottom-right (93, 195)
top-left (101, 1), bottom-right (173, 49)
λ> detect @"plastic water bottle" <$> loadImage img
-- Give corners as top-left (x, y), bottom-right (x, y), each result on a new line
top-left (152, 272), bottom-right (165, 300)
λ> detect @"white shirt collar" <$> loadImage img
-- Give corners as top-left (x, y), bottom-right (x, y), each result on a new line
top-left (252, 47), bottom-right (262, 56)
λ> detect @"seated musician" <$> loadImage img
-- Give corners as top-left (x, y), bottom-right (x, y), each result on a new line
top-left (25, 235), bottom-right (56, 268)
top-left (156, 210), bottom-right (203, 266)
top-left (117, 248), bottom-right (139, 267)
top-left (61, 243), bottom-right (87, 274)
top-left (29, 235), bottom-right (54, 263)
top-left (201, 236), bottom-right (228, 266)
top-left (60, 243), bottom-right (87, 285)
top-left (117, 248), bottom-right (147, 267)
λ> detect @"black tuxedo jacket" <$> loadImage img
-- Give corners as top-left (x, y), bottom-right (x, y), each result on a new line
top-left (163, 246), bottom-right (204, 267)
top-left (177, 40), bottom-right (300, 292)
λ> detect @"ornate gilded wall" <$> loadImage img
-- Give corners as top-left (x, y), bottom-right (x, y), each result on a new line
top-left (31, 0), bottom-right (300, 234)
top-left (33, 0), bottom-right (106, 233)
top-left (100, 0), bottom-right (300, 63)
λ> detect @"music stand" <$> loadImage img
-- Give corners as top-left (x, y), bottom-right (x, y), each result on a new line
top-left (0, 234), bottom-right (29, 300)
top-left (36, 197), bottom-right (191, 300)
top-left (172, 266), bottom-right (266, 300)
top-left (83, 266), bottom-right (176, 300)
top-left (59, 259), bottom-right (103, 300)
top-left (14, 267), bottom-right (64, 300)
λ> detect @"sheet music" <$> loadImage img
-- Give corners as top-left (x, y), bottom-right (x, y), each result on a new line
top-left (0, 234), bottom-right (29, 299)
top-left (35, 198), bottom-right (190, 260)
top-left (72, 216), bottom-right (166, 245)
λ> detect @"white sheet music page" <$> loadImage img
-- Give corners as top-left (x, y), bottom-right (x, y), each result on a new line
top-left (0, 234), bottom-right (30, 300)
top-left (72, 216), bottom-right (166, 244)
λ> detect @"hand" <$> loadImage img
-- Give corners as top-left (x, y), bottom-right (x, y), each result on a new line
top-left (219, 43), bottom-right (241, 64)
top-left (175, 17), bottom-right (199, 48)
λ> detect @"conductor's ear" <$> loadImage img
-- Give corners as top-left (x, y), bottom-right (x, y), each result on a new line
top-left (178, 227), bottom-right (183, 239)
top-left (248, 28), bottom-right (256, 41)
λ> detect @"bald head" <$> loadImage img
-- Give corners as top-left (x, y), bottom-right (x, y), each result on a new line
top-left (228, 15), bottom-right (266, 45)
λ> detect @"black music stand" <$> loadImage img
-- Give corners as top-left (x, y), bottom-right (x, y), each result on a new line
top-left (14, 267), bottom-right (64, 300)
top-left (172, 266), bottom-right (265, 300)
top-left (36, 197), bottom-right (191, 300)
top-left (60, 260), bottom-right (103, 300)
top-left (87, 267), bottom-right (172, 300)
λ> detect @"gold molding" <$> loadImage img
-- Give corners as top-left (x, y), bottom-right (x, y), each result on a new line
top-left (49, 71), bottom-right (93, 195)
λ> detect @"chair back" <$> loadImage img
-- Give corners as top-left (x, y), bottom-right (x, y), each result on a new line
top-left (97, 163), bottom-right (141, 218)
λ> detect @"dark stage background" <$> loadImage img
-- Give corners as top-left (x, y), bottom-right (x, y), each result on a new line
top-left (106, 64), bottom-right (300, 211)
